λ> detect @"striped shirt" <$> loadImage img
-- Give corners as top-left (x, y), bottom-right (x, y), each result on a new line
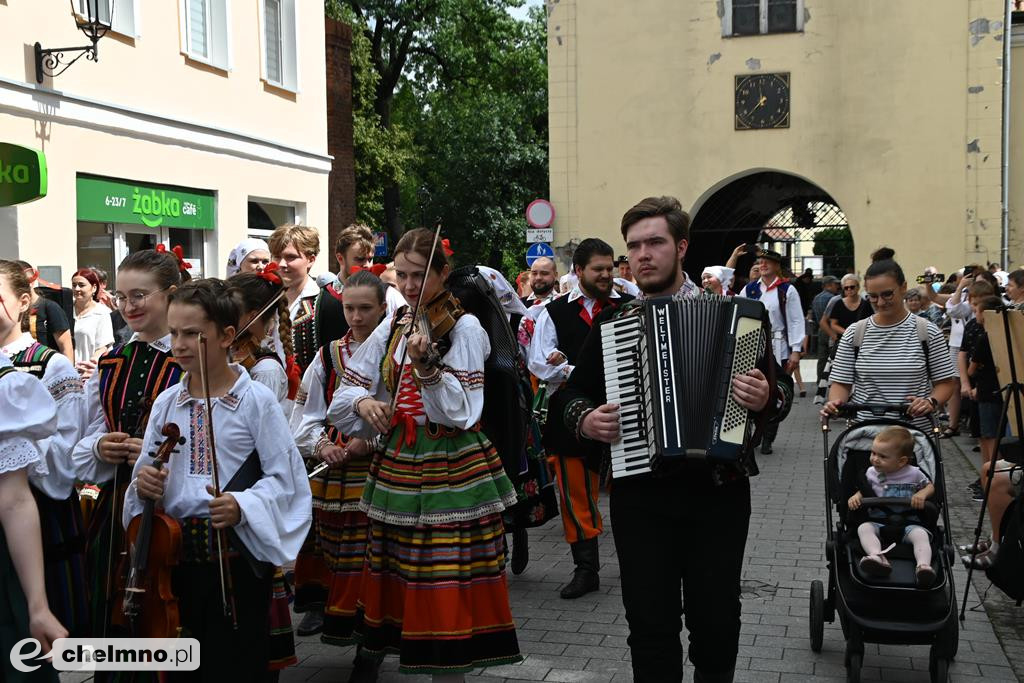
top-left (830, 313), bottom-right (956, 429)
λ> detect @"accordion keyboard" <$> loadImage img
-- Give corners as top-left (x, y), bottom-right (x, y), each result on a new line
top-left (602, 313), bottom-right (655, 478)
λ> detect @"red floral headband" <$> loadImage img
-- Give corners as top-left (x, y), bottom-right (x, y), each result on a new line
top-left (156, 244), bottom-right (193, 273)
top-left (441, 238), bottom-right (454, 258)
top-left (257, 262), bottom-right (283, 286)
top-left (350, 263), bottom-right (388, 277)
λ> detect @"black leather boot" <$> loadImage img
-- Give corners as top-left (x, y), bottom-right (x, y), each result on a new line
top-left (347, 646), bottom-right (381, 683)
top-left (560, 538), bottom-right (600, 599)
top-left (511, 528), bottom-right (529, 575)
top-left (694, 667), bottom-right (735, 683)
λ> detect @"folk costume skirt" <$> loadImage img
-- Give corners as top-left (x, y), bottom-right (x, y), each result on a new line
top-left (31, 486), bottom-right (90, 638)
top-left (310, 452), bottom-right (372, 645)
top-left (355, 423), bottom-right (522, 674)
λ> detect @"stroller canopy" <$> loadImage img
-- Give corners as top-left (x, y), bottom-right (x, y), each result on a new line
top-left (834, 423), bottom-right (937, 483)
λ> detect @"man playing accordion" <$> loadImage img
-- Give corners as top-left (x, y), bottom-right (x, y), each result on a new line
top-left (547, 196), bottom-right (790, 682)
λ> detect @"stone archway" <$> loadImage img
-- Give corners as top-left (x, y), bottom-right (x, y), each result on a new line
top-left (687, 171), bottom-right (851, 290)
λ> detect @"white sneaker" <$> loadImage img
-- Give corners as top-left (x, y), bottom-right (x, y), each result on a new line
top-left (813, 396), bottom-right (824, 405)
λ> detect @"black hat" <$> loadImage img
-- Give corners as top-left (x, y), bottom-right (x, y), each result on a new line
top-left (616, 255), bottom-right (629, 265)
top-left (756, 248), bottom-right (784, 264)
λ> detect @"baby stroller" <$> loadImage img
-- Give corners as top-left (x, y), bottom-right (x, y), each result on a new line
top-left (810, 403), bottom-right (959, 683)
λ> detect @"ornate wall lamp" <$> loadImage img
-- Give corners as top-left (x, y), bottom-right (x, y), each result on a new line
top-left (34, 1), bottom-right (114, 83)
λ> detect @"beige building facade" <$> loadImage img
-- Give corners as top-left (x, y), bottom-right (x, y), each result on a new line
top-left (548, 0), bottom-right (1024, 279)
top-left (0, 0), bottom-right (331, 283)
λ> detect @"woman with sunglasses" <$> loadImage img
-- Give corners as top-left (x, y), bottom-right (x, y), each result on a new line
top-left (72, 248), bottom-right (186, 637)
top-left (822, 249), bottom-right (958, 431)
top-left (827, 274), bottom-right (873, 339)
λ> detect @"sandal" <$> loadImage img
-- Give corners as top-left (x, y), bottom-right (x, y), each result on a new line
top-left (916, 565), bottom-right (937, 589)
top-left (939, 427), bottom-right (960, 439)
top-left (859, 554), bottom-right (892, 576)
top-left (962, 548), bottom-right (997, 569)
top-left (958, 538), bottom-right (992, 554)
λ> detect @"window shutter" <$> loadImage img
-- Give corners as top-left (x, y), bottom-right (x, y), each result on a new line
top-left (112, 0), bottom-right (138, 37)
top-left (281, 0), bottom-right (298, 91)
top-left (264, 0), bottom-right (282, 84)
top-left (188, 0), bottom-right (209, 58)
top-left (209, 0), bottom-right (230, 71)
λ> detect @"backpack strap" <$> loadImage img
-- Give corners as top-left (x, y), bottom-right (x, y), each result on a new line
top-left (915, 314), bottom-right (932, 384)
top-left (777, 282), bottom-right (789, 354)
top-left (851, 319), bottom-right (869, 362)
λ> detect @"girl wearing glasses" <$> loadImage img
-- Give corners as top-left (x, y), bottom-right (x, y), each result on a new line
top-left (823, 249), bottom-right (958, 430)
top-left (72, 248), bottom-right (186, 636)
top-left (0, 260), bottom-right (90, 638)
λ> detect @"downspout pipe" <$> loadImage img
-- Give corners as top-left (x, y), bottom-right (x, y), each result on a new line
top-left (1000, 0), bottom-right (1013, 269)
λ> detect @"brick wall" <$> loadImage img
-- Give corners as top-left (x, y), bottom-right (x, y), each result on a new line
top-left (325, 17), bottom-right (356, 272)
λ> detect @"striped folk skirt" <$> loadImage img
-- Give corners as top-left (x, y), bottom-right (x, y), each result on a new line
top-left (355, 424), bottom-right (522, 673)
top-left (318, 509), bottom-right (370, 645)
top-left (32, 486), bottom-right (90, 638)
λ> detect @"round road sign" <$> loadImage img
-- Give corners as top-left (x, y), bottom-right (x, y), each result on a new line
top-left (526, 199), bottom-right (555, 228)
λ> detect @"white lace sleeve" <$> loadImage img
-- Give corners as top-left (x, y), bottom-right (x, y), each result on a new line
top-left (0, 369), bottom-right (57, 477)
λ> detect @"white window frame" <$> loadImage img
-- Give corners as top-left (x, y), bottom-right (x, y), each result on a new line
top-left (259, 0), bottom-right (298, 92)
top-left (179, 0), bottom-right (232, 71)
top-left (722, 0), bottom-right (804, 37)
top-left (76, 0), bottom-right (140, 38)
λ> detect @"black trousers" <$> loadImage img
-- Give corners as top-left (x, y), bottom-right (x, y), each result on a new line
top-left (169, 557), bottom-right (272, 681)
top-left (611, 470), bottom-right (751, 681)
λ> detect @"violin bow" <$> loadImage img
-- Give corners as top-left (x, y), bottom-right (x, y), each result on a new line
top-left (197, 333), bottom-right (239, 630)
top-left (386, 221), bottom-right (443, 421)
top-left (102, 398), bottom-right (153, 637)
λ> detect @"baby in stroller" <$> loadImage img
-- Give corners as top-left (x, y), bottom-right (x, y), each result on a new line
top-left (848, 426), bottom-right (937, 587)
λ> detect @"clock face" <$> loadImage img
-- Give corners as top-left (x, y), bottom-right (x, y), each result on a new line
top-left (735, 73), bottom-right (791, 130)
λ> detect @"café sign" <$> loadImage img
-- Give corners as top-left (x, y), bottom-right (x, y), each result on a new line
top-left (77, 175), bottom-right (215, 230)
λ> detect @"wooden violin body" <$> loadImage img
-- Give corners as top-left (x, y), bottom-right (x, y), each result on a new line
top-left (110, 423), bottom-right (184, 638)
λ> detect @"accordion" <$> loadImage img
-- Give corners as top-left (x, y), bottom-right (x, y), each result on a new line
top-left (602, 295), bottom-right (768, 479)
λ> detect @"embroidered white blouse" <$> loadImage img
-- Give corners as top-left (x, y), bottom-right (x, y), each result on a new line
top-left (123, 365), bottom-right (312, 566)
top-left (327, 311), bottom-right (490, 437)
top-left (248, 355), bottom-right (289, 417)
top-left (72, 334), bottom-right (175, 485)
top-left (1, 333), bottom-right (86, 498)
top-left (293, 335), bottom-right (361, 459)
top-left (0, 351), bottom-right (57, 478)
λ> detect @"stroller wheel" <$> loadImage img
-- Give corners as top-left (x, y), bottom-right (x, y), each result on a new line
top-left (809, 580), bottom-right (825, 653)
top-left (845, 652), bottom-right (862, 682)
top-left (929, 653), bottom-right (949, 682)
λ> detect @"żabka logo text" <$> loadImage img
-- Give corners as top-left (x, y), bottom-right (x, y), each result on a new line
top-left (10, 638), bottom-right (200, 672)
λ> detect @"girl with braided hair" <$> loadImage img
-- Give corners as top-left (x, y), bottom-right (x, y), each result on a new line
top-left (228, 264), bottom-right (300, 416)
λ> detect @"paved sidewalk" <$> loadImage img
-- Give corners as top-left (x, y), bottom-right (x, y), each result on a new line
top-left (62, 364), bottom-right (1022, 682)
top-left (280, 369), bottom-right (1018, 682)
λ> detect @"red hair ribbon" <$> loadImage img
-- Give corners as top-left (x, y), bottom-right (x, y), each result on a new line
top-left (441, 239), bottom-right (454, 258)
top-left (350, 263), bottom-right (388, 277)
top-left (285, 355), bottom-right (301, 400)
top-left (257, 262), bottom-right (282, 286)
top-left (156, 244), bottom-right (193, 273)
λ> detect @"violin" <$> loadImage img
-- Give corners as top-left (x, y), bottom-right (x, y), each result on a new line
top-left (412, 291), bottom-right (463, 367)
top-left (232, 336), bottom-right (263, 371)
top-left (111, 423), bottom-right (185, 638)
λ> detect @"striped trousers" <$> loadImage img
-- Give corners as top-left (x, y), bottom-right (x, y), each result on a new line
top-left (548, 454), bottom-right (603, 544)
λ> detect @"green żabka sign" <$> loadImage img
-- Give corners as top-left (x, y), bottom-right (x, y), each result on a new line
top-left (0, 143), bottom-right (47, 207)
top-left (76, 176), bottom-right (215, 230)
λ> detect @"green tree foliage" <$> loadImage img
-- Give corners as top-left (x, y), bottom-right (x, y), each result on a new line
top-left (326, 1), bottom-right (548, 273)
top-left (812, 226), bottom-right (854, 275)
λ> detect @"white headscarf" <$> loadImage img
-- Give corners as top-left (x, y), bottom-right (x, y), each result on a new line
top-left (477, 266), bottom-right (529, 318)
top-left (226, 238), bottom-right (270, 277)
top-left (701, 265), bottom-right (735, 291)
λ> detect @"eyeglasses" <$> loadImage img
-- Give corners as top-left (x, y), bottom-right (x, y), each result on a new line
top-left (113, 287), bottom-right (170, 308)
top-left (865, 290), bottom-right (897, 302)
top-left (843, 285), bottom-right (858, 291)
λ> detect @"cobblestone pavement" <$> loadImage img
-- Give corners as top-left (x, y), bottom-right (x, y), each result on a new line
top-left (63, 363), bottom-right (1022, 682)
